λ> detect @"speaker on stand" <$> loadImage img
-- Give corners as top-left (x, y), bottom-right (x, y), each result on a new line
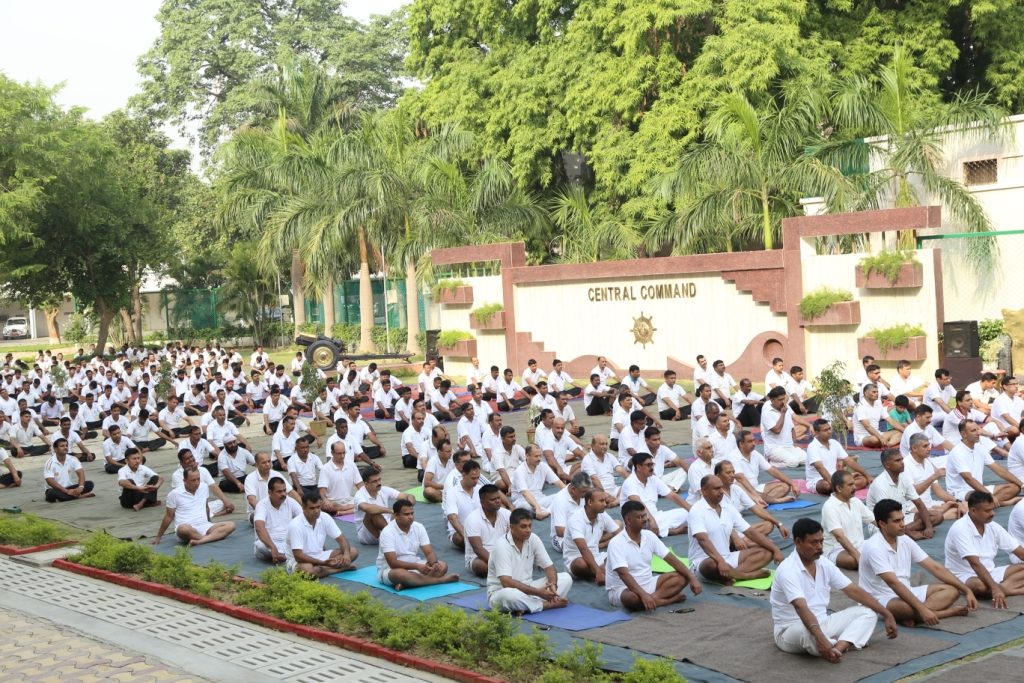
top-left (943, 320), bottom-right (982, 384)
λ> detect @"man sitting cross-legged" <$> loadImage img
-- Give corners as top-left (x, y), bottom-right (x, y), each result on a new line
top-left (606, 499), bottom-right (702, 611)
top-left (464, 483), bottom-right (512, 578)
top-left (904, 433), bottom-right (963, 521)
top-left (253, 476), bottom-right (303, 564)
top-left (353, 468), bottom-right (411, 545)
top-left (285, 490), bottom-right (359, 577)
top-left (729, 429), bottom-right (799, 505)
top-left (563, 489), bottom-right (621, 585)
top-left (822, 470), bottom-right (875, 570)
top-left (867, 447), bottom-right (944, 540)
top-left (716, 460), bottom-right (789, 539)
top-left (944, 490), bottom-right (1024, 608)
top-left (117, 450), bottom-right (164, 511)
top-left (152, 468), bottom-right (236, 547)
top-left (859, 498), bottom-right (977, 626)
top-left (43, 438), bottom-right (95, 502)
top-left (807, 419), bottom-right (872, 495)
top-left (771, 517), bottom-right (898, 663)
top-left (946, 420), bottom-right (1022, 507)
top-left (488, 507), bottom-right (572, 614)
top-left (377, 499), bottom-right (460, 590)
top-left (689, 474), bottom-right (782, 584)
top-left (620, 452), bottom-right (690, 537)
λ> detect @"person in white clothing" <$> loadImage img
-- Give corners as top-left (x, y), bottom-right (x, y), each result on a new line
top-left (904, 433), bottom-right (962, 521)
top-left (253, 477), bottom-right (303, 563)
top-left (859, 499), bottom-right (976, 625)
top-left (945, 421), bottom-right (1021, 505)
top-left (217, 438), bottom-right (255, 493)
top-left (42, 439), bottom-right (95, 502)
top-left (377, 499), bottom-right (458, 588)
top-left (317, 441), bottom-right (361, 515)
top-left (822, 471), bottom-right (875, 570)
top-left (580, 434), bottom-right (628, 503)
top-left (854, 384), bottom-right (903, 447)
top-left (760, 387), bottom-right (809, 468)
top-left (286, 491), bottom-right (359, 576)
top-left (656, 369), bottom-right (691, 421)
top-left (152, 468), bottom-right (235, 546)
top-left (643, 426), bottom-right (688, 492)
top-left (730, 430), bottom-right (799, 505)
top-left (464, 484), bottom-right (512, 578)
top-left (619, 452), bottom-right (690, 537)
top-left (689, 473), bottom-right (781, 583)
top-left (353, 468), bottom-right (410, 545)
top-left (606, 500), bottom-right (701, 610)
top-left (866, 448), bottom-right (942, 540)
top-left (889, 360), bottom-right (926, 407)
top-left (990, 376), bottom-right (1023, 436)
top-left (900, 405), bottom-right (953, 460)
top-left (923, 369), bottom-right (956, 428)
top-left (764, 358), bottom-right (791, 392)
top-left (510, 444), bottom-right (564, 518)
top-left (806, 419), bottom-right (871, 495)
top-left (583, 373), bottom-right (615, 417)
top-left (944, 490), bottom-right (1024, 607)
top-left (771, 517), bottom-right (898, 662)
top-left (965, 373), bottom-right (1000, 417)
top-left (487, 508), bottom-right (572, 613)
top-left (288, 438), bottom-right (323, 497)
top-left (117, 450), bottom-right (163, 511)
top-left (244, 452), bottom-right (298, 516)
top-left (563, 490), bottom-right (621, 583)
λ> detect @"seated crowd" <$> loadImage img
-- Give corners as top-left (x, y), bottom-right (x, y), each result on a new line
top-left (5, 343), bottom-right (1024, 667)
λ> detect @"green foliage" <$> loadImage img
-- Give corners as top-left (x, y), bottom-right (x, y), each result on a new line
top-left (73, 533), bottom-right (153, 574)
top-left (63, 314), bottom-right (92, 344)
top-left (814, 361), bottom-right (853, 441)
top-left (263, 322), bottom-right (296, 343)
top-left (470, 303), bottom-right (504, 324)
top-left (438, 330), bottom-right (473, 347)
top-left (331, 324), bottom-right (361, 348)
top-left (857, 250), bottom-right (919, 283)
top-left (981, 338), bottom-right (1004, 363)
top-left (299, 361), bottom-right (326, 401)
top-left (144, 330), bottom-right (168, 343)
top-left (370, 326), bottom-right (408, 352)
top-left (142, 547), bottom-right (238, 597)
top-left (865, 324), bottom-right (926, 354)
top-left (430, 279), bottom-right (466, 299)
top-left (0, 514), bottom-right (67, 547)
top-left (979, 318), bottom-right (1005, 345)
top-left (621, 658), bottom-right (685, 683)
top-left (155, 356), bottom-right (174, 402)
top-left (297, 322), bottom-right (322, 335)
top-left (798, 288), bottom-right (853, 319)
top-left (49, 362), bottom-right (68, 392)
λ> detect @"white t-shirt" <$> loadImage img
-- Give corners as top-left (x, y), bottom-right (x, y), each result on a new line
top-left (655, 383), bottom-right (686, 413)
top-left (377, 520), bottom-right (431, 572)
top-left (317, 459), bottom-right (361, 503)
top-left (760, 404), bottom-right (795, 450)
top-left (102, 436), bottom-right (138, 464)
top-left (243, 471), bottom-right (291, 513)
top-left (770, 552), bottom-right (850, 633)
top-left (253, 496), bottom-right (303, 548)
top-left (287, 452), bottom-right (323, 488)
top-left (903, 455), bottom-right (940, 507)
top-left (764, 369), bottom-right (791, 391)
top-left (166, 484), bottom-right (211, 531)
top-left (510, 462), bottom-right (560, 504)
top-left (605, 529), bottom-right (666, 598)
top-left (42, 453), bottom-right (81, 491)
top-left (206, 420), bottom-right (239, 448)
top-left (619, 472), bottom-right (670, 516)
top-left (687, 498), bottom-right (749, 566)
top-left (923, 382), bottom-right (955, 415)
top-left (946, 441), bottom-right (995, 500)
top-left (944, 515), bottom-right (1021, 583)
top-left (562, 507), bottom-right (619, 569)
top-left (805, 438), bottom-right (847, 489)
top-left (866, 471), bottom-right (920, 517)
top-left (900, 421), bottom-right (945, 459)
top-left (286, 511), bottom-right (341, 562)
top-left (218, 446), bottom-right (255, 478)
top-left (118, 463), bottom-right (158, 486)
top-left (858, 531), bottom-right (928, 604)
top-left (853, 399), bottom-right (885, 443)
top-left (487, 532), bottom-right (553, 596)
top-left (463, 507), bottom-right (512, 567)
top-left (821, 495), bottom-right (873, 557)
top-left (727, 449), bottom-right (773, 491)
top-left (353, 485), bottom-right (400, 525)
top-left (1008, 438), bottom-right (1024, 481)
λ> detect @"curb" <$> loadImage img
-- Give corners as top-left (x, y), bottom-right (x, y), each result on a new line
top-left (0, 540), bottom-right (74, 556)
top-left (53, 559), bottom-right (504, 683)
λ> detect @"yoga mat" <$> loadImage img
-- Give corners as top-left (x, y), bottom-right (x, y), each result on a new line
top-left (581, 602), bottom-right (953, 683)
top-left (652, 553), bottom-right (774, 589)
top-left (651, 551), bottom-right (690, 574)
top-left (927, 654), bottom-right (1024, 681)
top-left (450, 591), bottom-right (491, 611)
top-left (328, 565), bottom-right (478, 600)
top-left (766, 500), bottom-right (818, 511)
top-left (922, 604), bottom-right (1021, 635)
top-left (405, 486), bottom-right (427, 503)
top-left (523, 604), bottom-right (632, 631)
top-left (334, 513), bottom-right (357, 523)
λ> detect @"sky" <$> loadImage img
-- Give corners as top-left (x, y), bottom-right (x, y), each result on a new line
top-left (0, 0), bottom-right (407, 120)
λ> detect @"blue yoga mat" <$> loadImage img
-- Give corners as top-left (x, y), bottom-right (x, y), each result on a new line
top-left (449, 592), bottom-right (631, 630)
top-left (327, 565), bottom-right (478, 601)
top-left (766, 499), bottom-right (819, 511)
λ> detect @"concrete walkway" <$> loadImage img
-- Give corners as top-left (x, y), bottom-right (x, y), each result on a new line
top-left (0, 556), bottom-right (446, 683)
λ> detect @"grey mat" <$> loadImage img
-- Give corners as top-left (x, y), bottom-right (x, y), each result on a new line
top-left (830, 587), bottom-right (1024, 635)
top-left (925, 653), bottom-right (1023, 681)
top-left (581, 602), bottom-right (954, 683)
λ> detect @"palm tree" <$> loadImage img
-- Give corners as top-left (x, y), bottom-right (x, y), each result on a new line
top-left (647, 87), bottom-right (850, 254)
top-left (548, 185), bottom-right (639, 262)
top-left (822, 45), bottom-right (1007, 273)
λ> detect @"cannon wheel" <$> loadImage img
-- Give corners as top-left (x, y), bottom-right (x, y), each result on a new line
top-left (306, 340), bottom-right (340, 371)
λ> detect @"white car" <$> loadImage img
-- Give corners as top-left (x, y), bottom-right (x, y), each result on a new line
top-left (2, 317), bottom-right (28, 340)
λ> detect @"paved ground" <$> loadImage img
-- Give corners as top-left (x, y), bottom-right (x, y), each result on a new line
top-left (0, 556), bottom-right (446, 683)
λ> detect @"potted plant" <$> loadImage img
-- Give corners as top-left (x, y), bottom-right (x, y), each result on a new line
top-left (798, 288), bottom-right (860, 326)
top-left (431, 279), bottom-right (473, 305)
top-left (855, 250), bottom-right (923, 288)
top-left (858, 324), bottom-right (927, 361)
top-left (814, 361), bottom-right (854, 442)
top-left (469, 303), bottom-right (505, 330)
top-left (437, 330), bottom-right (477, 357)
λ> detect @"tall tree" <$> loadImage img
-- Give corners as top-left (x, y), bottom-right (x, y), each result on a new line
top-left (134, 0), bottom-right (405, 152)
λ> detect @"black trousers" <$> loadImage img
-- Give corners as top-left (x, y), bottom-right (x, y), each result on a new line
top-left (171, 426), bottom-right (192, 436)
top-left (586, 397), bottom-right (610, 416)
top-left (497, 397), bottom-right (530, 412)
top-left (135, 438), bottom-right (167, 452)
top-left (0, 470), bottom-right (22, 486)
top-left (119, 475), bottom-right (159, 508)
top-left (481, 391), bottom-right (497, 401)
top-left (20, 445), bottom-right (50, 456)
top-left (659, 406), bottom-right (692, 420)
top-left (395, 420), bottom-right (409, 433)
top-left (402, 453), bottom-right (417, 469)
top-left (790, 397), bottom-right (820, 415)
top-left (364, 445), bottom-right (382, 459)
top-left (374, 409), bottom-right (393, 420)
top-left (45, 481), bottom-right (94, 502)
top-left (219, 472), bottom-right (247, 493)
top-left (736, 403), bottom-right (763, 427)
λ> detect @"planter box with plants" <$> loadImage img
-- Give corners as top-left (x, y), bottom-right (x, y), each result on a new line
top-left (469, 304), bottom-right (505, 331)
top-left (432, 279), bottom-right (473, 306)
top-left (855, 251), bottom-right (923, 289)
top-left (437, 331), bottom-right (477, 357)
top-left (798, 288), bottom-right (860, 326)
top-left (0, 512), bottom-right (76, 555)
top-left (858, 324), bottom-right (927, 361)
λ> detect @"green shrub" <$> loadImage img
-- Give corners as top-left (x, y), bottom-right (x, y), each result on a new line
top-left (63, 313), bottom-right (92, 344)
top-left (979, 318), bottom-right (1005, 345)
top-left (331, 323), bottom-right (361, 348)
top-left (858, 250), bottom-right (918, 283)
top-left (471, 303), bottom-right (504, 324)
top-left (798, 288), bottom-right (853, 319)
top-left (370, 326), bottom-right (408, 351)
top-left (143, 330), bottom-right (168, 343)
top-left (865, 323), bottom-right (925, 353)
top-left (438, 330), bottom-right (473, 347)
top-left (431, 279), bottom-right (466, 299)
top-left (142, 547), bottom-right (237, 596)
top-left (73, 532), bottom-right (153, 574)
top-left (621, 658), bottom-right (686, 683)
top-left (0, 514), bottom-right (67, 547)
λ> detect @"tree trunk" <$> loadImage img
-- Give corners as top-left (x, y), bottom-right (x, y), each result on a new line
top-left (405, 260), bottom-right (421, 354)
top-left (323, 279), bottom-right (336, 333)
top-left (95, 299), bottom-right (115, 354)
top-left (132, 282), bottom-right (144, 342)
top-left (291, 249), bottom-right (306, 329)
top-left (43, 307), bottom-right (61, 344)
top-left (357, 227), bottom-right (376, 353)
top-left (119, 308), bottom-right (135, 344)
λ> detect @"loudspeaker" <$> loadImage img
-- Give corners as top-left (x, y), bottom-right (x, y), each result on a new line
top-left (943, 320), bottom-right (980, 358)
top-left (942, 356), bottom-right (982, 385)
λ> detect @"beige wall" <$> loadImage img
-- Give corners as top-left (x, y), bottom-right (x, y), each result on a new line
top-left (437, 274), bottom-right (506, 381)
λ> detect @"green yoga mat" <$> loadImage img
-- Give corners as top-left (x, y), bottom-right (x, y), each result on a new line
top-left (405, 486), bottom-right (428, 503)
top-left (651, 552), bottom-right (775, 590)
